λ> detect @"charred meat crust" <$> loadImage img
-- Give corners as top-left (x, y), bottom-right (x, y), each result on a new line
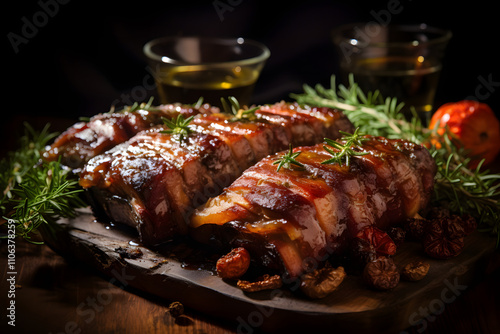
top-left (79, 102), bottom-right (355, 246)
top-left (43, 103), bottom-right (216, 172)
top-left (189, 136), bottom-right (437, 278)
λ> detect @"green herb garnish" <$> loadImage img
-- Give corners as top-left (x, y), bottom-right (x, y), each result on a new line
top-left (273, 144), bottom-right (304, 172)
top-left (221, 96), bottom-right (259, 121)
top-left (161, 114), bottom-right (195, 141)
top-left (322, 128), bottom-right (369, 166)
top-left (0, 124), bottom-right (86, 243)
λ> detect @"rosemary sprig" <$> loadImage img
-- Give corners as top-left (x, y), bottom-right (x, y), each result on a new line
top-left (113, 96), bottom-right (155, 114)
top-left (291, 74), bottom-right (500, 242)
top-left (273, 144), bottom-right (304, 172)
top-left (291, 74), bottom-right (425, 143)
top-left (221, 96), bottom-right (259, 121)
top-left (161, 114), bottom-right (195, 141)
top-left (0, 123), bottom-right (58, 204)
top-left (322, 128), bottom-right (369, 166)
top-left (0, 124), bottom-right (86, 243)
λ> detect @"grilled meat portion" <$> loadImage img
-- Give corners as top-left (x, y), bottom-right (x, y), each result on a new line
top-left (190, 136), bottom-right (436, 278)
top-left (43, 103), bottom-right (215, 172)
top-left (79, 102), bottom-right (354, 245)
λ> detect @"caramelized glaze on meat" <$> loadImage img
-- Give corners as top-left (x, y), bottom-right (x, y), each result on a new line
top-left (79, 102), bottom-right (354, 245)
top-left (43, 103), bottom-right (215, 172)
top-left (190, 136), bottom-right (436, 277)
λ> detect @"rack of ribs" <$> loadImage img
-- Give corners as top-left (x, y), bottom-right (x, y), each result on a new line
top-left (43, 103), bottom-right (216, 173)
top-left (78, 102), bottom-right (354, 245)
top-left (189, 136), bottom-right (437, 278)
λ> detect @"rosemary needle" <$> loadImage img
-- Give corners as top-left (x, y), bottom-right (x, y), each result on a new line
top-left (273, 144), bottom-right (304, 172)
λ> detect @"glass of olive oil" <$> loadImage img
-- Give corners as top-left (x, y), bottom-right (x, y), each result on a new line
top-left (333, 23), bottom-right (451, 124)
top-left (143, 37), bottom-right (270, 108)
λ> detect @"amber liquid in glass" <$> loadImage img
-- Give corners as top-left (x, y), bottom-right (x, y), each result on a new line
top-left (343, 56), bottom-right (441, 124)
top-left (156, 66), bottom-right (259, 108)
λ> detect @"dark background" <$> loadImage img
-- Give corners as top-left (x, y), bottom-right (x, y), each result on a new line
top-left (4, 0), bottom-right (499, 154)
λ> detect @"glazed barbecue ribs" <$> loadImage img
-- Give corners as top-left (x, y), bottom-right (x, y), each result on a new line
top-left (78, 102), bottom-right (354, 245)
top-left (43, 103), bottom-right (215, 173)
top-left (190, 136), bottom-right (437, 278)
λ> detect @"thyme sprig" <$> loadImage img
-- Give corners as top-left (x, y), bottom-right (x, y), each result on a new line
top-left (322, 128), bottom-right (369, 166)
top-left (273, 144), bottom-right (304, 172)
top-left (161, 114), bottom-right (195, 141)
top-left (221, 96), bottom-right (259, 121)
top-left (291, 74), bottom-right (500, 243)
top-left (0, 124), bottom-right (86, 243)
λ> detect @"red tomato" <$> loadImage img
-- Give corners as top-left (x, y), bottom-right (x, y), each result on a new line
top-left (429, 100), bottom-right (500, 168)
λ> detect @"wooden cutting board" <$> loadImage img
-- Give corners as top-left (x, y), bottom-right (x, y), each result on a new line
top-left (44, 208), bottom-right (498, 333)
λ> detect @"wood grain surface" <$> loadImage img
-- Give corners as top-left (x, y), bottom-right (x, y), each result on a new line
top-left (2, 207), bottom-right (498, 334)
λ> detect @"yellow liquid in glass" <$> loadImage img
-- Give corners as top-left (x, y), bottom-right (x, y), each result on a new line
top-left (156, 66), bottom-right (259, 108)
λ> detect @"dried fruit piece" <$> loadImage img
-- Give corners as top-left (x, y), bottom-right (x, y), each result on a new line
top-left (423, 217), bottom-right (465, 259)
top-left (401, 260), bottom-right (430, 281)
top-left (216, 247), bottom-right (251, 279)
top-left (168, 301), bottom-right (184, 317)
top-left (354, 226), bottom-right (397, 257)
top-left (237, 274), bottom-right (283, 292)
top-left (300, 266), bottom-right (346, 299)
top-left (363, 257), bottom-right (400, 290)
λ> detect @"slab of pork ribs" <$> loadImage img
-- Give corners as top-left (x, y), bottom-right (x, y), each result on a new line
top-left (43, 103), bottom-right (215, 173)
top-left (78, 102), bottom-right (354, 245)
top-left (190, 136), bottom-right (437, 278)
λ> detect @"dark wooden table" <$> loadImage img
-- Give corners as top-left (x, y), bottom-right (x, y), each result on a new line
top-left (1, 234), bottom-right (499, 334)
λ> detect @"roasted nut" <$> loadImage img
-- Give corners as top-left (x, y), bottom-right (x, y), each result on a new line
top-left (401, 260), bottom-right (430, 281)
top-left (216, 247), bottom-right (251, 279)
top-left (423, 216), bottom-right (465, 259)
top-left (363, 257), bottom-right (400, 290)
top-left (168, 301), bottom-right (184, 317)
top-left (237, 274), bottom-right (282, 292)
top-left (300, 266), bottom-right (346, 299)
top-left (355, 226), bottom-right (397, 256)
